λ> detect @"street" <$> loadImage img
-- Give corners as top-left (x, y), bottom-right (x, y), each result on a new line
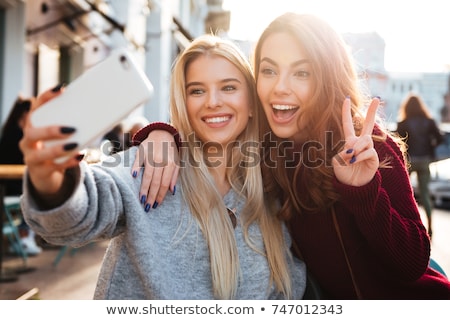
top-left (426, 206), bottom-right (450, 276)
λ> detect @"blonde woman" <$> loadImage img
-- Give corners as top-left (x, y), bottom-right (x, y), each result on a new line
top-left (19, 35), bottom-right (306, 299)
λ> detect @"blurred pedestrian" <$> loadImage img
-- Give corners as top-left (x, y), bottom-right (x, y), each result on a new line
top-left (396, 93), bottom-right (444, 238)
top-left (102, 123), bottom-right (125, 154)
top-left (0, 96), bottom-right (42, 255)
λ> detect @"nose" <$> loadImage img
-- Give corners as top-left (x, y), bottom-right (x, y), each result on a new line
top-left (274, 73), bottom-right (291, 95)
top-left (206, 89), bottom-right (221, 109)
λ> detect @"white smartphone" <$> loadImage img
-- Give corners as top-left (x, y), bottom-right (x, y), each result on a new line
top-left (31, 48), bottom-right (154, 163)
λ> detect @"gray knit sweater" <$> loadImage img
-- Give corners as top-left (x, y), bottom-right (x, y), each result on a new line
top-left (21, 147), bottom-right (306, 299)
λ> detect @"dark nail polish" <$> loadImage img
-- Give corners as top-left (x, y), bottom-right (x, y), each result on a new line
top-left (144, 203), bottom-right (151, 212)
top-left (132, 171), bottom-right (138, 178)
top-left (152, 202), bottom-right (158, 209)
top-left (63, 142), bottom-right (78, 151)
top-left (140, 195), bottom-right (146, 204)
top-left (60, 126), bottom-right (76, 134)
top-left (346, 149), bottom-right (353, 154)
top-left (172, 186), bottom-right (176, 195)
top-left (75, 154), bottom-right (84, 161)
top-left (51, 83), bottom-right (65, 92)
top-left (350, 155), bottom-right (356, 164)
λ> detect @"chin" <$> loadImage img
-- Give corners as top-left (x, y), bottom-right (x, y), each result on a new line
top-left (271, 129), bottom-right (292, 139)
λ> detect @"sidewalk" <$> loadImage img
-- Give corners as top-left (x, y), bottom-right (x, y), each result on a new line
top-left (425, 206), bottom-right (450, 276)
top-left (0, 207), bottom-right (449, 300)
top-left (0, 240), bottom-right (108, 299)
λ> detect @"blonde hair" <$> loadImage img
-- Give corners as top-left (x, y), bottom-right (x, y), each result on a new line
top-left (170, 34), bottom-right (293, 299)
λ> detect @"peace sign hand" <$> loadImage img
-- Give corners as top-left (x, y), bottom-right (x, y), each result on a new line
top-left (332, 97), bottom-right (380, 187)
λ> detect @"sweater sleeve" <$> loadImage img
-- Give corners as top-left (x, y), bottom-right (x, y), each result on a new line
top-left (333, 134), bottom-right (431, 280)
top-left (131, 122), bottom-right (181, 150)
top-left (20, 150), bottom-right (140, 247)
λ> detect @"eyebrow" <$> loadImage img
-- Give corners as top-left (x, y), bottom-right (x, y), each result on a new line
top-left (186, 78), bottom-right (242, 89)
top-left (260, 57), bottom-right (310, 68)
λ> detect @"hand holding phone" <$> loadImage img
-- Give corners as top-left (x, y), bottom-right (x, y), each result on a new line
top-left (31, 48), bottom-right (154, 163)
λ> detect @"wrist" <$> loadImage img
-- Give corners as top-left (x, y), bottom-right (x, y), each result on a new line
top-left (132, 122), bottom-right (181, 150)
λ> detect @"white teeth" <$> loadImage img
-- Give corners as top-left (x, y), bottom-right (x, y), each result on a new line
top-left (204, 116), bottom-right (230, 123)
top-left (272, 104), bottom-right (297, 110)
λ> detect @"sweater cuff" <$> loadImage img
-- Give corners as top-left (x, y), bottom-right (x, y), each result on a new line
top-left (131, 122), bottom-right (181, 150)
top-left (27, 166), bottom-right (79, 211)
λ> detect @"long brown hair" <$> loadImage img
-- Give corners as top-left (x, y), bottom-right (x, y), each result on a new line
top-left (398, 93), bottom-right (432, 121)
top-left (253, 13), bottom-right (393, 218)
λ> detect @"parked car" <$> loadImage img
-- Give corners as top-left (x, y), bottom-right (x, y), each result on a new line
top-left (436, 125), bottom-right (450, 157)
top-left (410, 158), bottom-right (450, 208)
top-left (388, 122), bottom-right (450, 208)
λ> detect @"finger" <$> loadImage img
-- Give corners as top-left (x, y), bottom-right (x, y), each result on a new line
top-left (23, 125), bottom-right (74, 144)
top-left (146, 167), bottom-right (164, 208)
top-left (342, 97), bottom-right (355, 138)
top-left (139, 165), bottom-right (154, 205)
top-left (333, 149), bottom-right (354, 167)
top-left (334, 140), bottom-right (376, 166)
top-left (24, 86), bottom-right (65, 133)
top-left (155, 163), bottom-right (178, 204)
top-left (344, 147), bottom-right (379, 166)
top-left (32, 84), bottom-right (65, 112)
top-left (170, 165), bottom-right (180, 194)
top-left (361, 97), bottom-right (380, 136)
top-left (23, 139), bottom-right (78, 165)
top-left (349, 134), bottom-right (374, 155)
top-left (131, 144), bottom-right (145, 179)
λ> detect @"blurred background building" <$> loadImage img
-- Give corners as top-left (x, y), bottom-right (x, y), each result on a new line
top-left (1, 0), bottom-right (449, 139)
top-left (0, 0), bottom-right (231, 130)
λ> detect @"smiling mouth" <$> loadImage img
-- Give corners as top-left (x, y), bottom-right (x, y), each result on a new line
top-left (272, 104), bottom-right (299, 119)
top-left (203, 115), bottom-right (231, 124)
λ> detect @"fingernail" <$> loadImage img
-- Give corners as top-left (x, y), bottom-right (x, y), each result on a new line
top-left (374, 95), bottom-right (381, 100)
top-left (75, 154), bottom-right (84, 161)
top-left (60, 126), bottom-right (76, 134)
top-left (172, 186), bottom-right (176, 195)
top-left (140, 195), bottom-right (146, 204)
top-left (144, 203), bottom-right (151, 212)
top-left (350, 155), bottom-right (356, 164)
top-left (346, 148), bottom-right (353, 154)
top-left (152, 202), bottom-right (158, 209)
top-left (63, 142), bottom-right (78, 151)
top-left (51, 83), bottom-right (65, 92)
top-left (132, 170), bottom-right (137, 178)
top-left (346, 95), bottom-right (350, 99)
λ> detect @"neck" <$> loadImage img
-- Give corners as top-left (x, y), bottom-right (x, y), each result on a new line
top-left (209, 165), bottom-right (230, 197)
top-left (202, 143), bottom-right (232, 196)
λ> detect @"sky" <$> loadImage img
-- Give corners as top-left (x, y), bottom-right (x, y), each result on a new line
top-left (223, 0), bottom-right (450, 73)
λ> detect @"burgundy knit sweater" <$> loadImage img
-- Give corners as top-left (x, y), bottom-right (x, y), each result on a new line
top-left (289, 133), bottom-right (450, 299)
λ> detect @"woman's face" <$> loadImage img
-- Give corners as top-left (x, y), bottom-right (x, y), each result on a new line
top-left (257, 32), bottom-right (313, 142)
top-left (185, 55), bottom-right (251, 146)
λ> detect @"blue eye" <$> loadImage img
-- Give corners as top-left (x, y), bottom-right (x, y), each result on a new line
top-left (223, 85), bottom-right (236, 92)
